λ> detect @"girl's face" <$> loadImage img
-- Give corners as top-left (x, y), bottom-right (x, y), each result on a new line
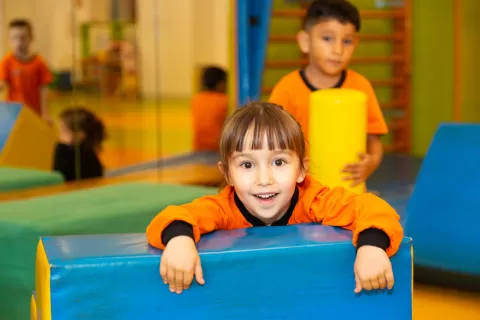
top-left (58, 119), bottom-right (85, 145)
top-left (58, 119), bottom-right (73, 144)
top-left (220, 132), bottom-right (308, 225)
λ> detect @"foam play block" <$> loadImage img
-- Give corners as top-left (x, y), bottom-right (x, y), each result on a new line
top-left (36, 225), bottom-right (413, 319)
top-left (0, 167), bottom-right (64, 192)
top-left (0, 182), bottom-right (217, 320)
top-left (31, 291), bottom-right (37, 320)
top-left (0, 102), bottom-right (57, 170)
top-left (404, 124), bottom-right (480, 282)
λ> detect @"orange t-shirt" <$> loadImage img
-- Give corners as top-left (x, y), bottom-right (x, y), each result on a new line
top-left (191, 91), bottom-right (228, 152)
top-left (269, 69), bottom-right (388, 140)
top-left (146, 175), bottom-right (403, 257)
top-left (0, 53), bottom-right (52, 115)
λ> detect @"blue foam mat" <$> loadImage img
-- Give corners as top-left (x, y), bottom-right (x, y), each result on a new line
top-left (405, 123), bottom-right (480, 274)
top-left (40, 225), bottom-right (412, 319)
top-left (0, 103), bottom-right (22, 151)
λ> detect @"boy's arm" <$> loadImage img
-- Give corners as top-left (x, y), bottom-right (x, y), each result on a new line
top-left (39, 59), bottom-right (53, 119)
top-left (146, 196), bottom-right (227, 250)
top-left (40, 86), bottom-right (49, 119)
top-left (0, 57), bottom-right (9, 94)
top-left (365, 134), bottom-right (384, 176)
top-left (308, 185), bottom-right (404, 257)
top-left (365, 80), bottom-right (388, 170)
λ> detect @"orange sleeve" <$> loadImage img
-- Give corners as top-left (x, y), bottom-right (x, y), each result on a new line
top-left (146, 196), bottom-right (228, 250)
top-left (308, 186), bottom-right (403, 257)
top-left (0, 57), bottom-right (9, 82)
top-left (268, 81), bottom-right (294, 115)
top-left (38, 59), bottom-right (53, 86)
top-left (364, 81), bottom-right (388, 135)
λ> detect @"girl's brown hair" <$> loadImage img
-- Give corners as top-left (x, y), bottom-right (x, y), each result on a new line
top-left (59, 107), bottom-right (106, 149)
top-left (219, 101), bottom-right (306, 182)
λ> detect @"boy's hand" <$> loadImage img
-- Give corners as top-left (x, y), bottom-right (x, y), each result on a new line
top-left (354, 245), bottom-right (394, 293)
top-left (342, 153), bottom-right (376, 187)
top-left (42, 113), bottom-right (54, 126)
top-left (160, 236), bottom-right (205, 294)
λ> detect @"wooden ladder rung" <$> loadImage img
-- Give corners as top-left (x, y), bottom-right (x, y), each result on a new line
top-left (372, 78), bottom-right (404, 87)
top-left (381, 100), bottom-right (405, 110)
top-left (271, 9), bottom-right (405, 19)
top-left (389, 119), bottom-right (407, 130)
top-left (265, 55), bottom-right (403, 68)
top-left (269, 33), bottom-right (404, 43)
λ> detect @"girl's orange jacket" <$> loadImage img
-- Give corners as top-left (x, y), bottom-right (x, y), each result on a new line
top-left (146, 176), bottom-right (404, 257)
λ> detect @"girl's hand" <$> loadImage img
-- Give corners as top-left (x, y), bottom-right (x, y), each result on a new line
top-left (160, 236), bottom-right (205, 294)
top-left (354, 245), bottom-right (394, 293)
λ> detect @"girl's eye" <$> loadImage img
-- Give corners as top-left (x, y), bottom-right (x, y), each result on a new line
top-left (344, 39), bottom-right (353, 45)
top-left (241, 162), bottom-right (253, 169)
top-left (273, 159), bottom-right (286, 166)
top-left (322, 36), bottom-right (332, 41)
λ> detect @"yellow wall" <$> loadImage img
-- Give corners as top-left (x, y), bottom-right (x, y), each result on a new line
top-left (136, 0), bottom-right (229, 99)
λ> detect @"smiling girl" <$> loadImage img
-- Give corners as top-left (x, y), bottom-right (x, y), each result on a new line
top-left (146, 102), bottom-right (403, 295)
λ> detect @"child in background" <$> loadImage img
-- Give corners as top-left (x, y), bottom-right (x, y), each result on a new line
top-left (269, 0), bottom-right (388, 187)
top-left (54, 107), bottom-right (106, 182)
top-left (146, 102), bottom-right (403, 295)
top-left (0, 19), bottom-right (52, 121)
top-left (191, 66), bottom-right (228, 152)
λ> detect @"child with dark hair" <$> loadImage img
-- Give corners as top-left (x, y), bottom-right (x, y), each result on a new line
top-left (0, 19), bottom-right (52, 121)
top-left (53, 107), bottom-right (106, 182)
top-left (191, 66), bottom-right (228, 152)
top-left (269, 0), bottom-right (388, 187)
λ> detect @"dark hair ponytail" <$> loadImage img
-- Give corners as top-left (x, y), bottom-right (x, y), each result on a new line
top-left (60, 107), bottom-right (107, 149)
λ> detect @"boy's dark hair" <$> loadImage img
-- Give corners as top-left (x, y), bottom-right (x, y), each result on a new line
top-left (303, 0), bottom-right (361, 32)
top-left (60, 107), bottom-right (107, 150)
top-left (202, 66), bottom-right (227, 91)
top-left (8, 19), bottom-right (33, 35)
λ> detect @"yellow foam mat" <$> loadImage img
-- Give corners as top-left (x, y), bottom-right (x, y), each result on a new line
top-left (0, 106), bottom-right (57, 170)
top-left (30, 293), bottom-right (37, 320)
top-left (35, 240), bottom-right (52, 320)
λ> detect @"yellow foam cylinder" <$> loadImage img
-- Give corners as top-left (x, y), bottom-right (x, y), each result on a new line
top-left (309, 88), bottom-right (367, 194)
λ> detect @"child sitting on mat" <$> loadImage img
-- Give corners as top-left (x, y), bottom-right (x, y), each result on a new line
top-left (146, 102), bottom-right (403, 295)
top-left (53, 107), bottom-right (106, 182)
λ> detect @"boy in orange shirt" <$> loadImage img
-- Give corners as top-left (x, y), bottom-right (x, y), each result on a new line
top-left (191, 66), bottom-right (228, 152)
top-left (269, 0), bottom-right (388, 187)
top-left (0, 19), bottom-right (52, 121)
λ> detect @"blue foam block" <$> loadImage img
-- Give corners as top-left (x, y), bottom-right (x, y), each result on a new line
top-left (40, 225), bottom-right (412, 319)
top-left (0, 103), bottom-right (22, 151)
top-left (405, 123), bottom-right (480, 274)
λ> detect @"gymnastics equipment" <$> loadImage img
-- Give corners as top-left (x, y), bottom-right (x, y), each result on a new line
top-left (234, 0), bottom-right (273, 106)
top-left (0, 102), bottom-right (57, 171)
top-left (34, 225), bottom-right (412, 319)
top-left (309, 89), bottom-right (367, 194)
top-left (0, 167), bottom-right (63, 192)
top-left (0, 182), bottom-right (217, 320)
top-left (404, 123), bottom-right (480, 290)
top-left (31, 292), bottom-right (37, 320)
